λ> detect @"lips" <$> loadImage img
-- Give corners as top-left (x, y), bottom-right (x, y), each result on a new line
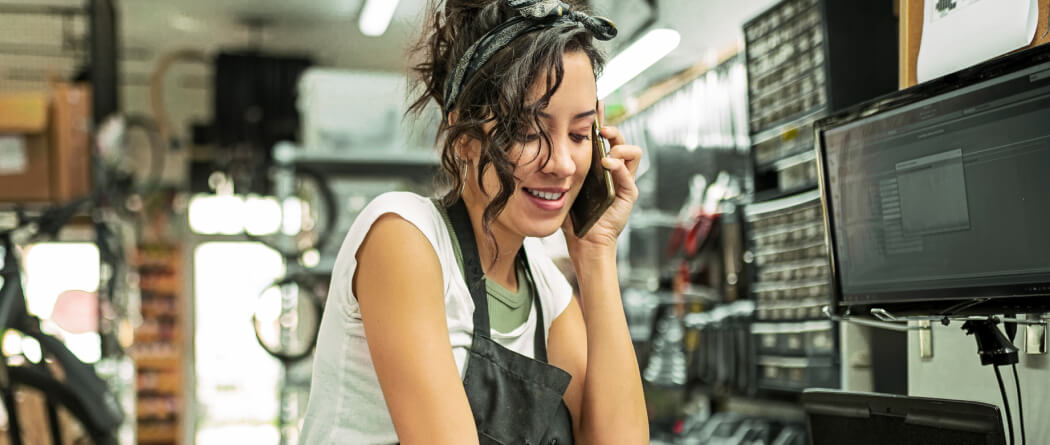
top-left (522, 187), bottom-right (568, 211)
top-left (524, 188), bottom-right (565, 200)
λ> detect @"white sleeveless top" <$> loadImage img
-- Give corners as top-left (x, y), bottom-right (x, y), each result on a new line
top-left (298, 192), bottom-right (574, 444)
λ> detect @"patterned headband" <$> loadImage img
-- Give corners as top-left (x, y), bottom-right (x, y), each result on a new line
top-left (443, 0), bottom-right (617, 115)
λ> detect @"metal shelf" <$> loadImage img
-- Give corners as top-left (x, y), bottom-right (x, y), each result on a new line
top-left (273, 142), bottom-right (440, 179)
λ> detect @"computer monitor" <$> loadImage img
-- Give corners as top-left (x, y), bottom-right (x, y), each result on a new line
top-left (802, 390), bottom-right (1006, 445)
top-left (815, 44), bottom-right (1050, 316)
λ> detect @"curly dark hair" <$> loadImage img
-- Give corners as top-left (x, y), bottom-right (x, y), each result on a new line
top-left (407, 0), bottom-right (606, 259)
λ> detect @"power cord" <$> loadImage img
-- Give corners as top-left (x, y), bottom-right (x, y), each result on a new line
top-left (993, 365), bottom-right (1014, 445)
top-left (963, 318), bottom-right (1020, 445)
top-left (1011, 364), bottom-right (1026, 445)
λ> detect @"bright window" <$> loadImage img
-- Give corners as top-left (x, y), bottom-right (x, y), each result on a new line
top-left (22, 242), bottom-right (102, 363)
top-left (188, 194), bottom-right (289, 236)
top-left (194, 242), bottom-right (284, 445)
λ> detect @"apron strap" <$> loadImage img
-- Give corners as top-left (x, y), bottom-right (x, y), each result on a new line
top-left (521, 248), bottom-right (548, 363)
top-left (447, 199), bottom-right (548, 361)
top-left (447, 199), bottom-right (491, 338)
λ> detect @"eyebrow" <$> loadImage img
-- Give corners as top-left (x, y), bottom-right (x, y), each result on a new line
top-left (538, 110), bottom-right (597, 122)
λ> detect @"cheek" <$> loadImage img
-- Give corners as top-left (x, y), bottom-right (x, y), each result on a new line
top-left (573, 148), bottom-right (592, 184)
top-left (481, 166), bottom-right (503, 196)
top-left (507, 146), bottom-right (543, 184)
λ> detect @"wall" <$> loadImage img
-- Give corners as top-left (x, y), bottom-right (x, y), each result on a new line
top-left (908, 321), bottom-right (1049, 443)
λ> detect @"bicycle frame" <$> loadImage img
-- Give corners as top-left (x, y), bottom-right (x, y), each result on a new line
top-left (1, 232), bottom-right (31, 444)
top-left (0, 231), bottom-right (124, 444)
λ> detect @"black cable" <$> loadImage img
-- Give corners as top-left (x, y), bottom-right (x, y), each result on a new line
top-left (1012, 363), bottom-right (1026, 445)
top-left (994, 365), bottom-right (1015, 445)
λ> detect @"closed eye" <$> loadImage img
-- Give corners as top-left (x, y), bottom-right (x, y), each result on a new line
top-left (570, 133), bottom-right (590, 143)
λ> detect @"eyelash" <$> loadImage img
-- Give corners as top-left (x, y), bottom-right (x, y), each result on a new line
top-left (523, 133), bottom-right (590, 143)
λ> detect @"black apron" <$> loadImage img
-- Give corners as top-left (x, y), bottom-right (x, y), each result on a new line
top-left (447, 199), bottom-right (575, 445)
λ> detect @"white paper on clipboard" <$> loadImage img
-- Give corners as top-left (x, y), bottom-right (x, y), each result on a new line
top-left (917, 0), bottom-right (1039, 83)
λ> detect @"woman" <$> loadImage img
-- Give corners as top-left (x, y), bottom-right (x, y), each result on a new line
top-left (299, 0), bottom-right (648, 443)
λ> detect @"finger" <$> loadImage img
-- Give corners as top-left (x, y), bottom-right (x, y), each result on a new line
top-left (602, 157), bottom-right (638, 197)
top-left (607, 145), bottom-right (642, 177)
top-left (597, 100), bottom-right (606, 127)
top-left (598, 125), bottom-right (625, 147)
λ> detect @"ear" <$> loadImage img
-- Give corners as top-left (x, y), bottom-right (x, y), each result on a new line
top-left (447, 110), bottom-right (472, 162)
top-left (457, 138), bottom-right (479, 164)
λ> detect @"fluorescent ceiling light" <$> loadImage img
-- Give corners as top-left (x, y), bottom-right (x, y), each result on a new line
top-left (359, 0), bottom-right (400, 37)
top-left (597, 28), bottom-right (681, 99)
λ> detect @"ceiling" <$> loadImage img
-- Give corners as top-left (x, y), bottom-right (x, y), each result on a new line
top-left (0, 0), bottom-right (777, 100)
top-left (109, 0), bottom-right (775, 93)
top-left (113, 0), bottom-right (432, 71)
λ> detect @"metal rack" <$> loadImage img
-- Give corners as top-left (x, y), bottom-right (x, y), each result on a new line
top-left (826, 306), bottom-right (1050, 360)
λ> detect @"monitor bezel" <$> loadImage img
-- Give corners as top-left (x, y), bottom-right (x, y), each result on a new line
top-left (815, 43), bottom-right (1050, 317)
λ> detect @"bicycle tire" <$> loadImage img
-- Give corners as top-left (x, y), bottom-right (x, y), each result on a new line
top-left (0, 366), bottom-right (119, 445)
top-left (251, 274), bottom-right (325, 363)
top-left (246, 167), bottom-right (339, 259)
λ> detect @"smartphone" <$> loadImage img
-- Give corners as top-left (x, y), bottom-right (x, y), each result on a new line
top-left (569, 120), bottom-right (616, 238)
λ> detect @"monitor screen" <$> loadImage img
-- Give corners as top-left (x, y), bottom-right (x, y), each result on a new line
top-left (802, 390), bottom-right (1005, 445)
top-left (817, 45), bottom-right (1050, 315)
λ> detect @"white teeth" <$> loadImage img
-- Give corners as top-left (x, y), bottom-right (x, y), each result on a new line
top-left (526, 188), bottom-right (564, 201)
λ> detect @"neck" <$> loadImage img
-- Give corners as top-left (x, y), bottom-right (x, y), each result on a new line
top-left (461, 186), bottom-right (524, 290)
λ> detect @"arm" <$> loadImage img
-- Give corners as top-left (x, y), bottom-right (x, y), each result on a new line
top-left (548, 247), bottom-right (648, 444)
top-left (549, 123), bottom-right (648, 443)
top-left (354, 213), bottom-right (479, 445)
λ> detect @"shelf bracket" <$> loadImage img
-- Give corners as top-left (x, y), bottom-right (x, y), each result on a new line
top-left (823, 306), bottom-right (923, 332)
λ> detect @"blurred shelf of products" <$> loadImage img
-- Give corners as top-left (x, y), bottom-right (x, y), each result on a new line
top-left (130, 244), bottom-right (187, 445)
top-left (615, 0), bottom-right (903, 442)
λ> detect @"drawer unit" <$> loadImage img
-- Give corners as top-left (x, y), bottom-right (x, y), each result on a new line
top-left (744, 191), bottom-right (839, 392)
top-left (752, 321), bottom-right (835, 356)
top-left (745, 0), bottom-right (826, 134)
top-left (744, 0), bottom-right (898, 196)
top-left (745, 191), bottom-right (830, 323)
top-left (756, 355), bottom-right (839, 391)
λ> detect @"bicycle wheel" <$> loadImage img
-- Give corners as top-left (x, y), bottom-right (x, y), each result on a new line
top-left (248, 167), bottom-right (338, 259)
top-left (0, 366), bottom-right (118, 445)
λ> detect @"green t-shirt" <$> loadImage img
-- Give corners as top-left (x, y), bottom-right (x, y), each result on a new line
top-left (435, 200), bottom-right (533, 333)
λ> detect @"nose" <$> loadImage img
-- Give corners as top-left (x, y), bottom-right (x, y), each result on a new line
top-left (540, 135), bottom-right (578, 178)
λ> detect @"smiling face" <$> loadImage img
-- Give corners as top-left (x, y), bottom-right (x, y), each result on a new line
top-left (462, 50), bottom-right (598, 239)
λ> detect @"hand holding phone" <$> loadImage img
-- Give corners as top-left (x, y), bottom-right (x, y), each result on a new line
top-left (568, 121), bottom-right (616, 238)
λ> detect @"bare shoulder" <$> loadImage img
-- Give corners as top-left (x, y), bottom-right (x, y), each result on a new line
top-left (354, 212), bottom-right (443, 299)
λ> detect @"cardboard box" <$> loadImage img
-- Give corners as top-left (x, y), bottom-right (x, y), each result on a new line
top-left (0, 92), bottom-right (51, 201)
top-left (50, 84), bottom-right (92, 202)
top-left (0, 84), bottom-right (92, 203)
